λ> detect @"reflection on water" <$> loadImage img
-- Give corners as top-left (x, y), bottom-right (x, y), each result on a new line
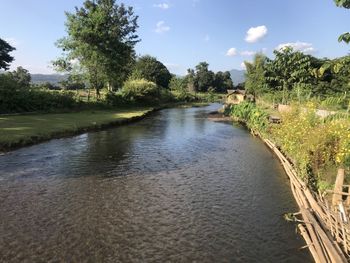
top-left (0, 104), bottom-right (311, 262)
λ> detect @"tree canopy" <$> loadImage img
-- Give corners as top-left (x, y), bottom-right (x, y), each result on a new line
top-left (184, 62), bottom-right (233, 93)
top-left (55, 0), bottom-right (140, 95)
top-left (9, 66), bottom-right (31, 88)
top-left (132, 55), bottom-right (171, 88)
top-left (0, 38), bottom-right (15, 71)
top-left (244, 53), bottom-right (268, 97)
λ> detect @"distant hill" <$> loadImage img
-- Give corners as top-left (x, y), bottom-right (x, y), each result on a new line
top-left (229, 69), bottom-right (246, 85)
top-left (30, 74), bottom-right (67, 84)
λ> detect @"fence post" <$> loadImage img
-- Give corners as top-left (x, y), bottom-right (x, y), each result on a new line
top-left (333, 168), bottom-right (345, 207)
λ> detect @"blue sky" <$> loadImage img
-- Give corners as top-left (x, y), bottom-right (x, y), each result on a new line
top-left (1, 0), bottom-right (349, 75)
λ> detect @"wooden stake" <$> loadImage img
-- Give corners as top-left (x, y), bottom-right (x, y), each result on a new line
top-left (333, 169), bottom-right (345, 207)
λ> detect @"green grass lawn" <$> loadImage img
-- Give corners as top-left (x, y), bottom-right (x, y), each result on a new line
top-left (0, 107), bottom-right (152, 150)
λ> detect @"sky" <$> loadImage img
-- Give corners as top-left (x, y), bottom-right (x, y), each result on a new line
top-left (1, 0), bottom-right (350, 75)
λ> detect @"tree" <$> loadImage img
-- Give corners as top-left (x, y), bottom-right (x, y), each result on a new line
top-left (213, 71), bottom-right (233, 92)
top-left (169, 75), bottom-right (186, 92)
top-left (9, 66), bottom-right (31, 88)
top-left (265, 47), bottom-right (313, 102)
top-left (244, 53), bottom-right (268, 97)
top-left (334, 0), bottom-right (350, 43)
top-left (194, 62), bottom-right (214, 92)
top-left (56, 0), bottom-right (140, 96)
top-left (185, 68), bottom-right (196, 92)
top-left (0, 38), bottom-right (15, 70)
top-left (132, 55), bottom-right (171, 88)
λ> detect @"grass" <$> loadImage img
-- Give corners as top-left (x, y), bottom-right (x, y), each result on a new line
top-left (0, 107), bottom-right (153, 151)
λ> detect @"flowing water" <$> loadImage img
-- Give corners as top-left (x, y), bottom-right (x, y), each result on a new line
top-left (0, 104), bottom-right (311, 262)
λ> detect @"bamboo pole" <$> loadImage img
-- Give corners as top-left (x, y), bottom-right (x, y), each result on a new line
top-left (262, 138), bottom-right (349, 261)
top-left (298, 224), bottom-right (322, 263)
top-left (299, 207), bottom-right (328, 263)
top-left (302, 208), bottom-right (347, 263)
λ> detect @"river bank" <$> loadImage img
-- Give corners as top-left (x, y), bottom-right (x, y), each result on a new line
top-left (227, 102), bottom-right (350, 261)
top-left (0, 102), bottom-right (209, 152)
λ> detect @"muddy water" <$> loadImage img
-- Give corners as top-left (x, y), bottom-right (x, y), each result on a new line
top-left (0, 104), bottom-right (311, 262)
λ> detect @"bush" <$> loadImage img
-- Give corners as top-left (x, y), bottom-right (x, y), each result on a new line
top-left (230, 102), bottom-right (269, 132)
top-left (104, 91), bottom-right (127, 106)
top-left (121, 79), bottom-right (160, 104)
top-left (173, 90), bottom-right (198, 102)
top-left (270, 103), bottom-right (350, 189)
top-left (0, 75), bottom-right (76, 113)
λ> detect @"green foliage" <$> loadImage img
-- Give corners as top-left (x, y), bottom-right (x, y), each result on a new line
top-left (194, 62), bottom-right (215, 92)
top-left (335, 0), bottom-right (350, 8)
top-left (104, 91), bottom-right (126, 106)
top-left (265, 47), bottom-right (313, 98)
top-left (0, 38), bottom-right (15, 70)
top-left (213, 71), bottom-right (233, 92)
top-left (172, 90), bottom-right (198, 102)
top-left (0, 74), bottom-right (76, 113)
top-left (230, 102), bottom-right (269, 132)
top-left (8, 66), bottom-right (31, 88)
top-left (132, 55), bottom-right (171, 88)
top-left (184, 68), bottom-right (196, 92)
top-left (185, 62), bottom-right (233, 93)
top-left (271, 103), bottom-right (350, 189)
top-left (169, 76), bottom-right (187, 92)
top-left (244, 53), bottom-right (268, 97)
top-left (121, 79), bottom-right (160, 103)
top-left (56, 0), bottom-right (140, 93)
top-left (59, 75), bottom-right (85, 90)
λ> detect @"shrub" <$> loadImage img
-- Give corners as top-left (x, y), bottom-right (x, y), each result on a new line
top-left (0, 75), bottom-right (76, 113)
top-left (104, 91), bottom-right (126, 106)
top-left (173, 90), bottom-right (198, 102)
top-left (230, 102), bottom-right (269, 132)
top-left (121, 79), bottom-right (160, 104)
top-left (270, 103), bottom-right (350, 189)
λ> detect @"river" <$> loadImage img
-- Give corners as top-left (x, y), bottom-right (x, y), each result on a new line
top-left (0, 104), bottom-right (311, 262)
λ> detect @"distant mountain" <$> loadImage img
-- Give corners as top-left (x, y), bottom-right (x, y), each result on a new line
top-left (229, 69), bottom-right (246, 85)
top-left (30, 74), bottom-right (67, 84)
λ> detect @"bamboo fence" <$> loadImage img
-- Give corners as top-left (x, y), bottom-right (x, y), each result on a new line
top-left (263, 138), bottom-right (349, 263)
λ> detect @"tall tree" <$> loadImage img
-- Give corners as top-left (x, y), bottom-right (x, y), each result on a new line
top-left (132, 55), bottom-right (171, 88)
top-left (185, 68), bottom-right (196, 92)
top-left (9, 66), bottom-right (31, 88)
top-left (213, 71), bottom-right (233, 92)
top-left (0, 38), bottom-right (15, 71)
top-left (194, 62), bottom-right (214, 92)
top-left (265, 47), bottom-right (313, 102)
top-left (56, 0), bottom-right (140, 96)
top-left (244, 53), bottom-right (268, 97)
top-left (334, 0), bottom-right (350, 43)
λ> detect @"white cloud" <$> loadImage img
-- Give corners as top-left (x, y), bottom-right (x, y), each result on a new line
top-left (240, 62), bottom-right (246, 69)
top-left (226, 47), bottom-right (237, 57)
top-left (240, 50), bottom-right (255, 56)
top-left (153, 3), bottom-right (170, 9)
top-left (204, 34), bottom-right (210, 42)
top-left (245, 25), bottom-right (268, 43)
top-left (155, 21), bottom-right (170, 33)
top-left (276, 41), bottom-right (315, 54)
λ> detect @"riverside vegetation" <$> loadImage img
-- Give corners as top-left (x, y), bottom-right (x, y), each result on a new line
top-left (228, 101), bottom-right (350, 192)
